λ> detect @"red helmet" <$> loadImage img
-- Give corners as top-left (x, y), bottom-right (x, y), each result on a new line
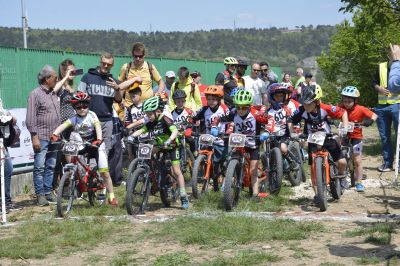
top-left (70, 92), bottom-right (91, 105)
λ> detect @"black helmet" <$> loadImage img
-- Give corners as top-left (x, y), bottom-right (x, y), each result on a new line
top-left (301, 85), bottom-right (322, 104)
top-left (172, 89), bottom-right (187, 100)
top-left (236, 56), bottom-right (249, 66)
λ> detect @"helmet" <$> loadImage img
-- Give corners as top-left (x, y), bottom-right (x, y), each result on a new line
top-left (269, 83), bottom-right (288, 97)
top-left (236, 57), bottom-right (249, 66)
top-left (301, 85), bottom-right (323, 104)
top-left (230, 87), bottom-right (243, 97)
top-left (205, 85), bottom-right (224, 98)
top-left (127, 81), bottom-right (142, 93)
top-left (70, 92), bottom-right (91, 105)
top-left (267, 71), bottom-right (278, 83)
top-left (142, 96), bottom-right (164, 112)
top-left (341, 86), bottom-right (360, 98)
top-left (224, 57), bottom-right (238, 65)
top-left (233, 89), bottom-right (253, 105)
top-left (172, 89), bottom-right (187, 100)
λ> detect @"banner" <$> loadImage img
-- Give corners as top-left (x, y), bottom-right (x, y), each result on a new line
top-left (8, 108), bottom-right (34, 173)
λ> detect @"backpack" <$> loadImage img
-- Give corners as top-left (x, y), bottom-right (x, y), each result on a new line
top-left (124, 61), bottom-right (154, 84)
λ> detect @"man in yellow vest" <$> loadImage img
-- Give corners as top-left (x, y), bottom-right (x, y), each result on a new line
top-left (373, 46), bottom-right (400, 172)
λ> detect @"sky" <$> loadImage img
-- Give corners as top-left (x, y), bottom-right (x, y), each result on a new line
top-left (0, 0), bottom-right (353, 32)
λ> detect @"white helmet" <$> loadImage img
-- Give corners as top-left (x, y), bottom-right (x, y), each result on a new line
top-left (341, 86), bottom-right (360, 98)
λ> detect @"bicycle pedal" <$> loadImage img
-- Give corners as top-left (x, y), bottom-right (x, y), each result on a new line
top-left (97, 193), bottom-right (106, 201)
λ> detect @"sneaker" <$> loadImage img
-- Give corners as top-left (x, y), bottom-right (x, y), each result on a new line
top-left (313, 195), bottom-right (320, 205)
top-left (45, 192), bottom-right (57, 203)
top-left (257, 192), bottom-right (269, 198)
top-left (377, 163), bottom-right (392, 172)
top-left (6, 202), bottom-right (21, 211)
top-left (108, 198), bottom-right (119, 206)
top-left (37, 195), bottom-right (49, 206)
top-left (355, 183), bottom-right (365, 192)
top-left (180, 196), bottom-right (189, 210)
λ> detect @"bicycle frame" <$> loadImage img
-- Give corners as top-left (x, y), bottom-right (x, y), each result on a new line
top-left (229, 147), bottom-right (251, 188)
top-left (310, 149), bottom-right (331, 191)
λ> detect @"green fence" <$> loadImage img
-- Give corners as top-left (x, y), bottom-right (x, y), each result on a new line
top-left (0, 46), bottom-right (282, 108)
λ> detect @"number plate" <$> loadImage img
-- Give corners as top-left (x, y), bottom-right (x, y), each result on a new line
top-left (338, 122), bottom-right (354, 133)
top-left (138, 143), bottom-right (153, 159)
top-left (229, 133), bottom-right (247, 148)
top-left (199, 134), bottom-right (215, 146)
top-left (307, 131), bottom-right (326, 145)
top-left (63, 142), bottom-right (79, 156)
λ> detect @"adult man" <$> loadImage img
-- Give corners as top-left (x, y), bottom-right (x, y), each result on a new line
top-left (373, 45), bottom-right (400, 172)
top-left (153, 70), bottom-right (175, 97)
top-left (215, 56), bottom-right (238, 108)
top-left (294, 68), bottom-right (305, 101)
top-left (26, 65), bottom-right (60, 206)
top-left (77, 52), bottom-right (122, 205)
top-left (191, 71), bottom-right (208, 106)
top-left (243, 63), bottom-right (264, 105)
top-left (118, 42), bottom-right (165, 105)
top-left (235, 57), bottom-right (247, 88)
top-left (259, 62), bottom-right (270, 83)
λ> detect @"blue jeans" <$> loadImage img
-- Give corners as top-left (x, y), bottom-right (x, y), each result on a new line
top-left (33, 140), bottom-right (57, 195)
top-left (375, 103), bottom-right (400, 166)
top-left (3, 150), bottom-right (13, 203)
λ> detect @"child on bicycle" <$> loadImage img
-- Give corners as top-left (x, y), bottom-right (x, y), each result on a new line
top-left (339, 86), bottom-right (377, 192)
top-left (213, 89), bottom-right (271, 197)
top-left (51, 92), bottom-right (118, 205)
top-left (131, 96), bottom-right (189, 209)
top-left (267, 83), bottom-right (300, 170)
top-left (288, 85), bottom-right (349, 202)
top-left (191, 85), bottom-right (230, 191)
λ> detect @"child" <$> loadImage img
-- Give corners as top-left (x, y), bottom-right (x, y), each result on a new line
top-left (132, 96), bottom-right (189, 209)
top-left (191, 85), bottom-right (230, 191)
top-left (51, 92), bottom-right (118, 205)
top-left (213, 89), bottom-right (271, 197)
top-left (339, 86), bottom-right (377, 192)
top-left (288, 85), bottom-right (349, 202)
top-left (124, 83), bottom-right (145, 160)
top-left (267, 83), bottom-right (299, 170)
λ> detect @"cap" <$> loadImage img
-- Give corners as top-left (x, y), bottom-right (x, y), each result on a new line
top-left (165, 71), bottom-right (175, 78)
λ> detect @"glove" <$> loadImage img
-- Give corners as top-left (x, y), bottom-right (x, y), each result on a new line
top-left (260, 132), bottom-right (270, 141)
top-left (50, 134), bottom-right (59, 143)
top-left (363, 118), bottom-right (374, 127)
top-left (184, 128), bottom-right (192, 138)
top-left (290, 132), bottom-right (299, 140)
top-left (163, 139), bottom-right (171, 149)
top-left (210, 127), bottom-right (219, 137)
top-left (91, 139), bottom-right (102, 147)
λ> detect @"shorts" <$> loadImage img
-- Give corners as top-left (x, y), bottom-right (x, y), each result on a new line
top-left (246, 147), bottom-right (260, 160)
top-left (307, 138), bottom-right (344, 165)
top-left (165, 148), bottom-right (181, 165)
top-left (101, 120), bottom-right (113, 153)
top-left (351, 139), bottom-right (363, 155)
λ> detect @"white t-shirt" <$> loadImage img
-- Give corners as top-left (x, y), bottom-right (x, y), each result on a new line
top-left (243, 76), bottom-right (266, 105)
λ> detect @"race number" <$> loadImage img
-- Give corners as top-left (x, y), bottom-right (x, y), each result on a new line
top-left (229, 133), bottom-right (246, 148)
top-left (138, 143), bottom-right (153, 159)
top-left (307, 131), bottom-right (326, 146)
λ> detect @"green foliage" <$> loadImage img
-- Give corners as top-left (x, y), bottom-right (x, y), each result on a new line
top-left (318, 0), bottom-right (400, 107)
top-left (0, 26), bottom-right (336, 70)
top-left (345, 222), bottom-right (396, 245)
top-left (153, 251), bottom-right (191, 266)
top-left (203, 250), bottom-right (281, 265)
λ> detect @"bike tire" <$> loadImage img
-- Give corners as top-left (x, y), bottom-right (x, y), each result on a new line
top-left (125, 167), bottom-right (150, 215)
top-left (259, 153), bottom-right (268, 193)
top-left (268, 148), bottom-right (283, 195)
top-left (315, 157), bottom-right (328, 212)
top-left (56, 170), bottom-right (77, 217)
top-left (183, 148), bottom-right (195, 184)
top-left (287, 142), bottom-right (303, 186)
top-left (191, 154), bottom-right (209, 199)
top-left (329, 163), bottom-right (341, 200)
top-left (88, 167), bottom-right (105, 206)
top-left (126, 158), bottom-right (139, 188)
top-left (349, 159), bottom-right (355, 188)
top-left (224, 159), bottom-right (241, 211)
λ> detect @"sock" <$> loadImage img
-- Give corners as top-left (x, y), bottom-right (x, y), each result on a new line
top-left (108, 192), bottom-right (115, 200)
top-left (179, 188), bottom-right (187, 197)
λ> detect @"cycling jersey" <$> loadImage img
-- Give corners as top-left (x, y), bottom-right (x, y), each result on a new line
top-left (64, 111), bottom-right (100, 141)
top-left (267, 105), bottom-right (291, 137)
top-left (288, 103), bottom-right (345, 134)
top-left (215, 71), bottom-right (237, 108)
top-left (142, 113), bottom-right (178, 146)
top-left (125, 103), bottom-right (145, 127)
top-left (286, 99), bottom-right (300, 115)
top-left (338, 104), bottom-right (374, 140)
top-left (171, 107), bottom-right (193, 131)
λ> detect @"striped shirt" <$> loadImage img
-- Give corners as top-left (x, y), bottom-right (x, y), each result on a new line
top-left (26, 85), bottom-right (61, 141)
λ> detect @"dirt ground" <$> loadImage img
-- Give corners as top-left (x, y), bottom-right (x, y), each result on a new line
top-left (2, 126), bottom-right (400, 265)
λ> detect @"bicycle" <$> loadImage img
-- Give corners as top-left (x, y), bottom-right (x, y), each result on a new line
top-left (305, 131), bottom-right (345, 212)
top-left (223, 133), bottom-right (266, 211)
top-left (125, 139), bottom-right (178, 215)
top-left (56, 140), bottom-right (106, 217)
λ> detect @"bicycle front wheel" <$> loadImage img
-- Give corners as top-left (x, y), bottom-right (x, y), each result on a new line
top-left (56, 170), bottom-right (78, 217)
top-left (224, 159), bottom-right (241, 211)
top-left (125, 168), bottom-right (150, 215)
top-left (315, 157), bottom-right (328, 212)
top-left (191, 154), bottom-right (210, 199)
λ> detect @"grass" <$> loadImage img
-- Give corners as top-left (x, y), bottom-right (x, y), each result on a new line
top-left (111, 250), bottom-right (138, 266)
top-left (146, 215), bottom-right (324, 248)
top-left (0, 217), bottom-right (127, 259)
top-left (153, 251), bottom-right (191, 266)
top-left (345, 222), bottom-right (396, 245)
top-left (319, 263), bottom-right (346, 266)
top-left (288, 245), bottom-right (314, 259)
top-left (192, 186), bottom-right (294, 213)
top-left (202, 250), bottom-right (281, 265)
top-left (355, 256), bottom-right (383, 265)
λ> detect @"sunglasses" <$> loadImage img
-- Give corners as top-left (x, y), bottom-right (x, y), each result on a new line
top-left (236, 105), bottom-right (250, 110)
top-left (133, 54), bottom-right (144, 59)
top-left (75, 104), bottom-right (89, 110)
top-left (100, 61), bottom-right (113, 67)
top-left (261, 69), bottom-right (269, 72)
top-left (252, 69), bottom-right (261, 72)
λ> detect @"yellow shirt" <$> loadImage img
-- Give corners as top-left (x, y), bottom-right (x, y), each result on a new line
top-left (118, 61), bottom-right (162, 106)
top-left (168, 76), bottom-right (202, 112)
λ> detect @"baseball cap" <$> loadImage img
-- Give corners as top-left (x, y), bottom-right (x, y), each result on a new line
top-left (165, 71), bottom-right (175, 78)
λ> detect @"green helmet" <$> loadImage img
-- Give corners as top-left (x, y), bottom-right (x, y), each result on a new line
top-left (142, 96), bottom-right (164, 112)
top-left (233, 89), bottom-right (253, 105)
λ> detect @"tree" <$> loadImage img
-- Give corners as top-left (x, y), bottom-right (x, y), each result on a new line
top-left (318, 0), bottom-right (400, 106)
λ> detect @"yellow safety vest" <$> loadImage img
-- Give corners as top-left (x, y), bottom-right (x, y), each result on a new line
top-left (378, 62), bottom-right (400, 104)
